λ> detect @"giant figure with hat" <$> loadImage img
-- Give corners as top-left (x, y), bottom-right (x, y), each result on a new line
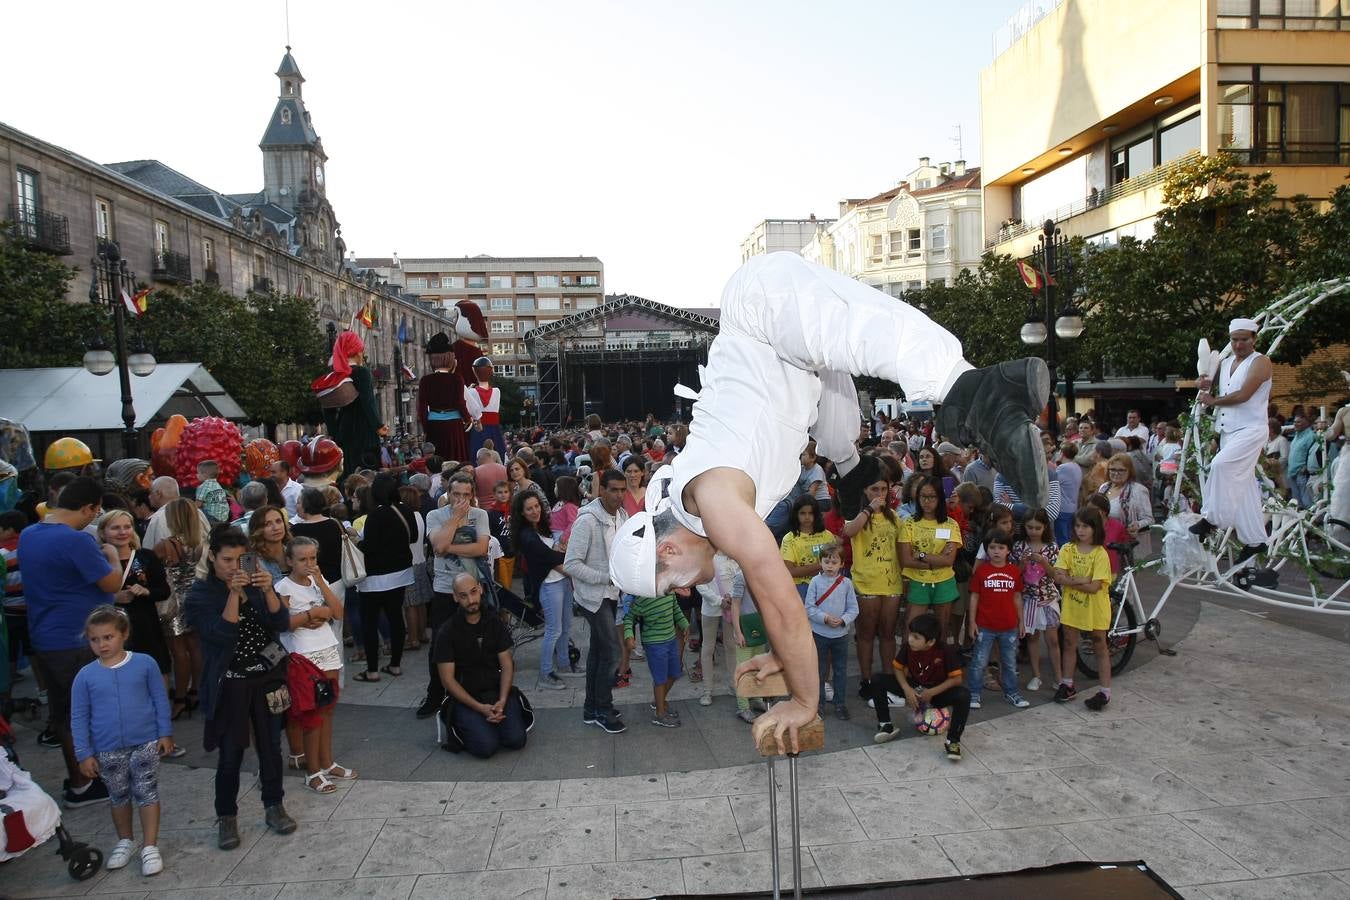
top-left (449, 300), bottom-right (489, 391)
top-left (417, 332), bottom-right (471, 461)
top-left (316, 330), bottom-right (383, 478)
top-left (465, 356), bottom-right (503, 458)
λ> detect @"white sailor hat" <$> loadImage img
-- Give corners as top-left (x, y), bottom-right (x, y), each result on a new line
top-left (609, 465), bottom-right (676, 598)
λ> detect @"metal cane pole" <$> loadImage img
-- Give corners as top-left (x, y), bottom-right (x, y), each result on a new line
top-left (788, 753), bottom-right (802, 900)
top-left (768, 756), bottom-right (780, 900)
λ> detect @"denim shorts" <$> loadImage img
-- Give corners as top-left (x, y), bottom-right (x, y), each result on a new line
top-left (643, 637), bottom-right (682, 684)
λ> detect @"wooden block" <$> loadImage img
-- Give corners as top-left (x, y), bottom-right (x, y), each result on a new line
top-left (754, 716), bottom-right (825, 757)
top-left (736, 670), bottom-right (789, 698)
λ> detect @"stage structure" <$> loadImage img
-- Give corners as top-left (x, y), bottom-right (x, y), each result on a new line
top-left (525, 294), bottom-right (720, 427)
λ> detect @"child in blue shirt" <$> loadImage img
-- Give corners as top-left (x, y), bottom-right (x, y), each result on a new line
top-left (71, 605), bottom-right (174, 876)
top-left (803, 543), bottom-right (857, 719)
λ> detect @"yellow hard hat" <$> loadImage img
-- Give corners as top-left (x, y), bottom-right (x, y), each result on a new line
top-left (44, 437), bottom-right (94, 471)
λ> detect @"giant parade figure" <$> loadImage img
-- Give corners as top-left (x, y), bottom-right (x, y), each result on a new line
top-left (465, 356), bottom-right (503, 458)
top-left (417, 332), bottom-right (471, 462)
top-left (315, 330), bottom-right (383, 478)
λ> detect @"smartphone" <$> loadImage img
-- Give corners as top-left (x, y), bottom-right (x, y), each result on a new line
top-left (240, 552), bottom-right (259, 575)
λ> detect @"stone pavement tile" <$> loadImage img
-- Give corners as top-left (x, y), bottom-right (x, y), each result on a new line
top-left (1287, 796), bottom-right (1350, 842)
top-left (864, 737), bottom-right (991, 782)
top-left (1153, 752), bottom-right (1326, 806)
top-left (0, 842), bottom-right (113, 899)
top-left (156, 765), bottom-right (249, 831)
top-left (1058, 814), bottom-right (1253, 887)
top-left (404, 740), bottom-right (521, 782)
top-left (1049, 717), bottom-right (1190, 765)
top-left (784, 747), bottom-right (884, 787)
top-left (612, 718), bottom-right (720, 777)
top-left (958, 719), bottom-right (1091, 774)
top-left (508, 722), bottom-right (614, 781)
top-left (616, 796), bottom-right (742, 860)
top-left (809, 835), bottom-right (960, 885)
top-left (936, 825), bottom-right (1087, 875)
top-left (730, 788), bottom-right (866, 851)
top-left (680, 849), bottom-right (824, 894)
top-left (1256, 744), bottom-right (1350, 793)
top-left (487, 805), bottom-right (616, 869)
top-left (238, 775), bottom-right (352, 823)
top-left (92, 824), bottom-right (265, 894)
top-left (141, 887), bottom-right (283, 900)
top-left (1131, 710), bottom-right (1288, 757)
top-left (948, 770), bottom-right (1103, 829)
top-left (443, 778), bottom-right (561, 815)
top-left (547, 859), bottom-right (686, 899)
top-left (1062, 686), bottom-right (1164, 722)
top-left (666, 762), bottom-right (768, 799)
top-left (223, 818), bottom-right (385, 885)
top-left (1174, 802), bottom-right (1350, 878)
top-left (357, 812), bottom-right (501, 876)
top-left (1053, 760), bottom-right (1220, 818)
top-left (274, 875), bottom-right (415, 900)
top-left (1189, 872), bottom-right (1350, 899)
top-left (331, 779), bottom-right (454, 820)
top-left (1231, 703), bottom-right (1350, 750)
top-left (409, 868), bottom-right (548, 899)
top-left (310, 740), bottom-right (436, 783)
top-left (558, 772), bottom-right (667, 806)
top-left (841, 779), bottom-right (988, 839)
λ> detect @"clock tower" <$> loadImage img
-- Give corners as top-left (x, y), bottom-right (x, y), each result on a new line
top-left (260, 46), bottom-right (328, 213)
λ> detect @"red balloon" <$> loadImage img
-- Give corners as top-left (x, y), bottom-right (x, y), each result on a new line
top-left (175, 417), bottom-right (244, 487)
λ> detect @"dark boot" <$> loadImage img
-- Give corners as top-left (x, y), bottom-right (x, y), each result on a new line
top-left (828, 454), bottom-right (883, 520)
top-left (936, 359), bottom-right (1051, 509)
top-left (265, 803), bottom-right (298, 835)
top-left (217, 815), bottom-right (241, 850)
top-left (1189, 518), bottom-right (1215, 539)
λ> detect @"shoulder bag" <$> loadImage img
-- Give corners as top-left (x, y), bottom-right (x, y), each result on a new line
top-left (339, 522), bottom-right (367, 586)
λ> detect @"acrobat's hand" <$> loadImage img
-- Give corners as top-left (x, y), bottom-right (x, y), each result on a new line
top-left (751, 696), bottom-right (818, 756)
top-left (734, 650), bottom-right (783, 684)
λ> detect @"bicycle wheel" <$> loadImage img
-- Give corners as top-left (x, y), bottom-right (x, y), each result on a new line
top-left (1076, 589), bottom-right (1138, 679)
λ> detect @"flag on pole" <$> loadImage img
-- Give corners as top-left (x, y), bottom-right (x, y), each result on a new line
top-left (397, 315), bottom-right (409, 344)
top-left (121, 288), bottom-right (151, 317)
top-left (357, 301), bottom-right (375, 329)
top-left (400, 362), bottom-right (415, 381)
top-left (1016, 259), bottom-right (1044, 292)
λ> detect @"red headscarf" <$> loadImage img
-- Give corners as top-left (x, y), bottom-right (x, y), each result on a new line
top-left (331, 331), bottom-right (365, 377)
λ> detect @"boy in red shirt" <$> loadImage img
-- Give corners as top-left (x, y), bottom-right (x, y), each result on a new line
top-left (872, 613), bottom-right (969, 761)
top-left (967, 530), bottom-right (1031, 710)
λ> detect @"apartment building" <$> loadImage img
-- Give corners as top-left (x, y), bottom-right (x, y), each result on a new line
top-left (739, 217), bottom-right (835, 263)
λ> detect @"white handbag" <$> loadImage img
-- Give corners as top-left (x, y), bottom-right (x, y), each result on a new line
top-left (340, 532), bottom-right (367, 585)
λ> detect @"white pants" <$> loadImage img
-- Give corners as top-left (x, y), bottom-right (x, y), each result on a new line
top-left (1201, 425), bottom-right (1267, 546)
top-left (1330, 455), bottom-right (1349, 545)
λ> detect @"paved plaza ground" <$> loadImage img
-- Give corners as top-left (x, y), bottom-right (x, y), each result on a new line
top-left (5, 578), bottom-right (1350, 898)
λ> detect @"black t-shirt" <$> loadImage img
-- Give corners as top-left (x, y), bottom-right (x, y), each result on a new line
top-left (894, 642), bottom-right (963, 689)
top-left (432, 609), bottom-right (514, 703)
top-left (290, 518), bottom-right (344, 583)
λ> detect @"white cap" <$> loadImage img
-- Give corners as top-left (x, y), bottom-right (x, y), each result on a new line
top-left (1229, 317), bottom-right (1259, 335)
top-left (608, 465), bottom-right (677, 598)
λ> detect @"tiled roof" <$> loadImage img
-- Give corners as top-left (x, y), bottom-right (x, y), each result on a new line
top-left (260, 99), bottom-right (320, 148)
top-left (910, 168), bottom-right (981, 197)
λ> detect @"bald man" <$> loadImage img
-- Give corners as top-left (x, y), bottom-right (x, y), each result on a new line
top-left (142, 476), bottom-right (211, 549)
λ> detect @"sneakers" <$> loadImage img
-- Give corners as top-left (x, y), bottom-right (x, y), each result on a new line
top-left (590, 715), bottom-right (627, 734)
top-left (1053, 683), bottom-right (1077, 703)
top-left (140, 844), bottom-right (163, 876)
top-left (866, 692), bottom-right (905, 710)
top-left (1235, 543), bottom-right (1267, 563)
top-left (1026, 677), bottom-right (1043, 692)
top-left (737, 708), bottom-right (758, 723)
top-left (829, 454), bottom-right (883, 520)
top-left (630, 646), bottom-right (645, 660)
top-left (107, 838), bottom-right (136, 870)
top-left (37, 728), bottom-right (62, 748)
top-left (835, 705), bottom-right (850, 721)
top-left (700, 692), bottom-right (713, 706)
top-left (651, 712), bottom-right (681, 728)
top-left (873, 722), bottom-right (900, 744)
top-left (935, 358), bottom-right (1051, 509)
top-left (649, 703), bottom-right (679, 718)
top-left (537, 673), bottom-right (567, 691)
top-left (415, 695), bottom-right (440, 719)
top-left (1007, 694), bottom-right (1031, 708)
top-left (1084, 691), bottom-right (1111, 711)
top-left (217, 815), bottom-right (241, 850)
top-left (614, 670), bottom-right (632, 688)
top-left (62, 777), bottom-right (109, 808)
top-left (264, 803), bottom-right (298, 835)
top-left (969, 696), bottom-right (982, 710)
top-left (945, 740), bottom-right (962, 761)
top-left (824, 682), bottom-right (834, 702)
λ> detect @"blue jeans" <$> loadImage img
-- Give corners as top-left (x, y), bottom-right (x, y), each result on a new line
top-left (813, 632), bottom-right (848, 709)
top-left (580, 598), bottom-right (619, 720)
top-left (1291, 472), bottom-right (1313, 509)
top-left (451, 691), bottom-right (528, 758)
top-left (538, 579), bottom-right (574, 679)
top-left (967, 628), bottom-right (1021, 701)
top-left (1055, 509), bottom-right (1076, 546)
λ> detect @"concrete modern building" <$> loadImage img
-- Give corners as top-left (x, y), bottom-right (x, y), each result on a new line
top-left (799, 158), bottom-right (983, 298)
top-left (739, 216), bottom-right (835, 263)
top-left (354, 256), bottom-right (605, 399)
top-left (981, 0), bottom-right (1350, 259)
top-left (1, 47), bottom-right (446, 427)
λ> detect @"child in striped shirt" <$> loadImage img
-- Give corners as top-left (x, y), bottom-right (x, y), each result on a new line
top-left (624, 592), bottom-right (689, 728)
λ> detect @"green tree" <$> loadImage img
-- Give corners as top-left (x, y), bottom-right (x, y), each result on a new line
top-left (496, 377), bottom-right (526, 426)
top-left (0, 224), bottom-right (99, 367)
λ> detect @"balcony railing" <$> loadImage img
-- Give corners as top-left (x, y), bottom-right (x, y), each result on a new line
top-left (152, 250), bottom-right (192, 284)
top-left (204, 268), bottom-right (220, 285)
top-left (252, 275), bottom-right (273, 293)
top-left (7, 203), bottom-right (71, 254)
top-left (987, 151), bottom-right (1199, 249)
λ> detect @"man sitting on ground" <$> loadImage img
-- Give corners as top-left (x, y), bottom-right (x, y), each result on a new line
top-left (434, 572), bottom-right (529, 758)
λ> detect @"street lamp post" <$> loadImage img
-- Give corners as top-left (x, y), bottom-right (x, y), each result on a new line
top-left (393, 341), bottom-right (408, 442)
top-left (1020, 219), bottom-right (1085, 441)
top-left (85, 241), bottom-right (155, 459)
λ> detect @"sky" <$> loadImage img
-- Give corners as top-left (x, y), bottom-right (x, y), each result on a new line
top-left (6, 0), bottom-right (1027, 308)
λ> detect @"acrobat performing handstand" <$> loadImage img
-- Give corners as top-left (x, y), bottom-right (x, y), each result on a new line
top-left (609, 252), bottom-right (1051, 753)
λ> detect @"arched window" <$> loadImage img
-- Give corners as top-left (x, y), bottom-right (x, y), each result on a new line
top-left (280, 108), bottom-right (292, 124)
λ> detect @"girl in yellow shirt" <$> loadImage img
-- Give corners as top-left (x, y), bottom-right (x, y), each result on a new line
top-left (843, 473), bottom-right (901, 701)
top-left (1051, 507), bottom-right (1115, 711)
top-left (779, 496), bottom-right (834, 598)
top-left (898, 475), bottom-right (961, 642)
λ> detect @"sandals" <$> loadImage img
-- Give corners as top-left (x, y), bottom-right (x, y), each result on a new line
top-left (323, 763), bottom-right (358, 780)
top-left (288, 753), bottom-right (307, 770)
top-left (353, 671), bottom-right (380, 683)
top-left (381, 665), bottom-right (402, 677)
top-left (305, 771), bottom-right (336, 794)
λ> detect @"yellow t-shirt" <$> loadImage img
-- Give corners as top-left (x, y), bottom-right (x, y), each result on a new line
top-left (1055, 543), bottom-right (1114, 630)
top-left (780, 530), bottom-right (835, 585)
top-left (899, 516), bottom-right (959, 584)
top-left (849, 513), bottom-right (901, 595)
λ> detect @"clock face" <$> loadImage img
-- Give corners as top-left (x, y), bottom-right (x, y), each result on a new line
top-left (315, 164), bottom-right (325, 186)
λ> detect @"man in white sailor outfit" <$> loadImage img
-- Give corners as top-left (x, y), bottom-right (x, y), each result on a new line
top-left (1190, 318), bottom-right (1274, 560)
top-left (608, 252), bottom-right (1050, 752)
top-left (465, 357), bottom-right (504, 458)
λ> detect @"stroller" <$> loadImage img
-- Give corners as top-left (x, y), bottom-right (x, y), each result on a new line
top-left (0, 713), bottom-right (103, 881)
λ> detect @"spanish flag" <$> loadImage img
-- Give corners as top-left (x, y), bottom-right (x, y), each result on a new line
top-left (121, 287), bottom-right (151, 318)
top-left (357, 301), bottom-right (376, 329)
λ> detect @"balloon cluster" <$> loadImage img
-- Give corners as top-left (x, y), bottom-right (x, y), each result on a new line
top-left (245, 438), bottom-right (281, 479)
top-left (174, 416), bottom-right (244, 487)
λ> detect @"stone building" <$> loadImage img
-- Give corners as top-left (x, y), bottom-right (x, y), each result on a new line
top-left (1, 47), bottom-right (446, 428)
